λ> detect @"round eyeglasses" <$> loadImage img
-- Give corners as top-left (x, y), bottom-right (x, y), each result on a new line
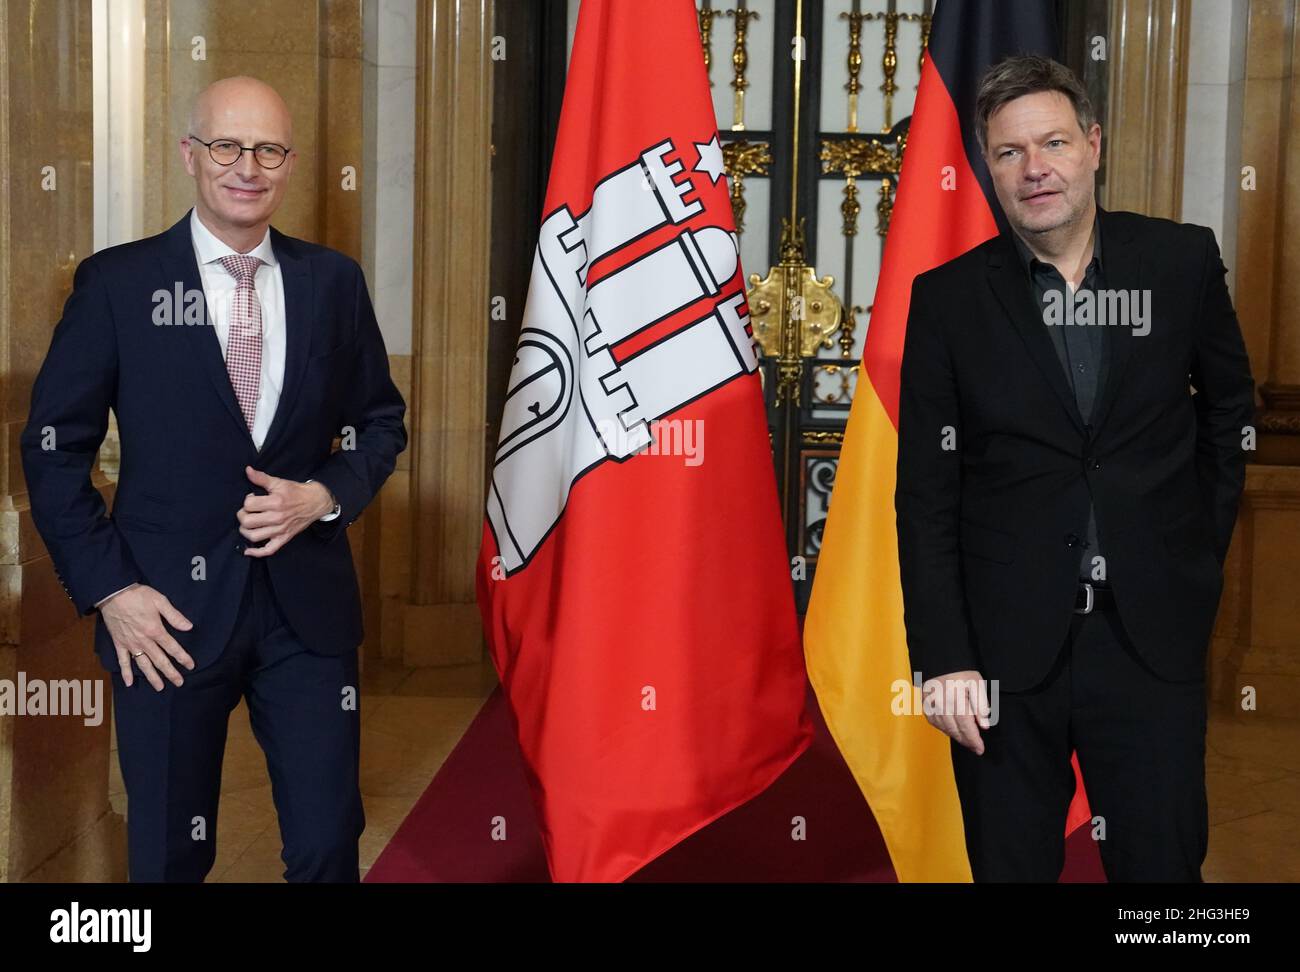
top-left (188, 134), bottom-right (291, 169)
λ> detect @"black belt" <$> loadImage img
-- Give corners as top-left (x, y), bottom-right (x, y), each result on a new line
top-left (1074, 581), bottom-right (1114, 614)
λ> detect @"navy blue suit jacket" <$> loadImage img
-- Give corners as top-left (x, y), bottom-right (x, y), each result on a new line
top-left (21, 211), bottom-right (408, 673)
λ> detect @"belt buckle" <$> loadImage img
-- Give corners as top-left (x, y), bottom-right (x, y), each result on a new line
top-left (1074, 582), bottom-right (1094, 615)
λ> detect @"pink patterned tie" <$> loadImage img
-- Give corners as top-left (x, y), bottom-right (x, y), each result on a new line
top-left (219, 254), bottom-right (264, 433)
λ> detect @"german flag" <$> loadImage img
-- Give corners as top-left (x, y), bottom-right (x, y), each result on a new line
top-left (804, 0), bottom-right (1091, 881)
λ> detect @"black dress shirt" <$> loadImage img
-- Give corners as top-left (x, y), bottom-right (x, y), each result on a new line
top-left (1011, 220), bottom-right (1108, 581)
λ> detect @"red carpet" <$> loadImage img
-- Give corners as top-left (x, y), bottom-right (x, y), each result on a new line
top-left (364, 684), bottom-right (1106, 882)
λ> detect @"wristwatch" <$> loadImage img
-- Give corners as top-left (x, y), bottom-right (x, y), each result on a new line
top-left (304, 479), bottom-right (341, 521)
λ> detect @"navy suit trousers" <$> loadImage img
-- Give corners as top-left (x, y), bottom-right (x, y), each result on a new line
top-left (111, 557), bottom-right (364, 882)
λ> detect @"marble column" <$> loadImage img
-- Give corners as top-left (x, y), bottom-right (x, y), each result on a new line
top-left (403, 0), bottom-right (493, 666)
top-left (1105, 0), bottom-right (1192, 218)
top-left (1180, 0), bottom-right (1249, 285)
top-left (1, 0), bottom-right (121, 882)
top-left (362, 0), bottom-right (417, 663)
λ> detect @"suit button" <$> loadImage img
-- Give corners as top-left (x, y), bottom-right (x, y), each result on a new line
top-left (235, 542), bottom-right (245, 552)
top-left (1086, 457), bottom-right (1101, 470)
top-left (1065, 533), bottom-right (1080, 547)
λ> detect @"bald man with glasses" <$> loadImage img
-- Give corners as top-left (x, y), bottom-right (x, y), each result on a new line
top-left (22, 76), bottom-right (407, 882)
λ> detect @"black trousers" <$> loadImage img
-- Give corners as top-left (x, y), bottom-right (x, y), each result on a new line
top-left (111, 557), bottom-right (364, 882)
top-left (951, 599), bottom-right (1209, 882)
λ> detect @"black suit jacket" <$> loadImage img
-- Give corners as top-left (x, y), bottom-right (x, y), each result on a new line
top-left (896, 206), bottom-right (1254, 692)
top-left (20, 211), bottom-right (407, 673)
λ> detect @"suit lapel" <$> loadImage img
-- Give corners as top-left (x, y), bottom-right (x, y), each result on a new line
top-left (984, 205), bottom-right (1142, 438)
top-left (1087, 206), bottom-right (1141, 437)
top-left (158, 212), bottom-right (316, 458)
top-left (986, 232), bottom-right (1086, 434)
top-left (159, 211), bottom-right (253, 445)
top-left (257, 228), bottom-right (313, 458)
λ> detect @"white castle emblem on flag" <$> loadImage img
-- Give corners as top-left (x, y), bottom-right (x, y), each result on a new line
top-left (487, 136), bottom-right (759, 575)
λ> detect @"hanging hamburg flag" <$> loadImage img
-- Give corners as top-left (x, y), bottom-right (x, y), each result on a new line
top-left (804, 0), bottom-right (1092, 882)
top-left (476, 0), bottom-right (813, 882)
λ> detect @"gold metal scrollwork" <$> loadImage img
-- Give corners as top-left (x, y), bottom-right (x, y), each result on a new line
top-left (855, 1), bottom-right (930, 130)
top-left (820, 137), bottom-right (903, 243)
top-left (803, 430), bottom-right (846, 444)
top-left (820, 136), bottom-right (903, 179)
top-left (748, 218), bottom-right (844, 406)
top-left (811, 363), bottom-right (860, 406)
top-left (722, 140), bottom-right (772, 235)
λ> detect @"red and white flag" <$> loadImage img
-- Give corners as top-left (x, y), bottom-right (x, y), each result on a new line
top-left (476, 0), bottom-right (813, 882)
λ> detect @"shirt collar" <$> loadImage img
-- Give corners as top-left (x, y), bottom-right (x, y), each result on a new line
top-left (1010, 211), bottom-right (1102, 278)
top-left (190, 208), bottom-right (278, 269)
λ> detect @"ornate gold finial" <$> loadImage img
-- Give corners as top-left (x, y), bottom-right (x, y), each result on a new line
top-left (698, 0), bottom-right (721, 83)
top-left (841, 2), bottom-right (867, 132)
top-left (865, 2), bottom-right (926, 130)
top-left (877, 176), bottom-right (895, 238)
top-left (777, 215), bottom-right (807, 264)
top-left (840, 304), bottom-right (863, 358)
top-left (918, 5), bottom-right (933, 82)
top-left (725, 2), bottom-right (760, 130)
top-left (840, 176), bottom-right (862, 237)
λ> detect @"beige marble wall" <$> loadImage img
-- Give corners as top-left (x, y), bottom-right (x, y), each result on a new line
top-left (138, 0), bottom-right (367, 246)
top-left (1212, 465), bottom-right (1300, 718)
top-left (1108, 1), bottom-right (1300, 717)
top-left (1, 0), bottom-right (120, 883)
top-left (1105, 0), bottom-right (1192, 217)
top-left (144, 0), bottom-right (321, 238)
top-left (1193, 0), bottom-right (1300, 716)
